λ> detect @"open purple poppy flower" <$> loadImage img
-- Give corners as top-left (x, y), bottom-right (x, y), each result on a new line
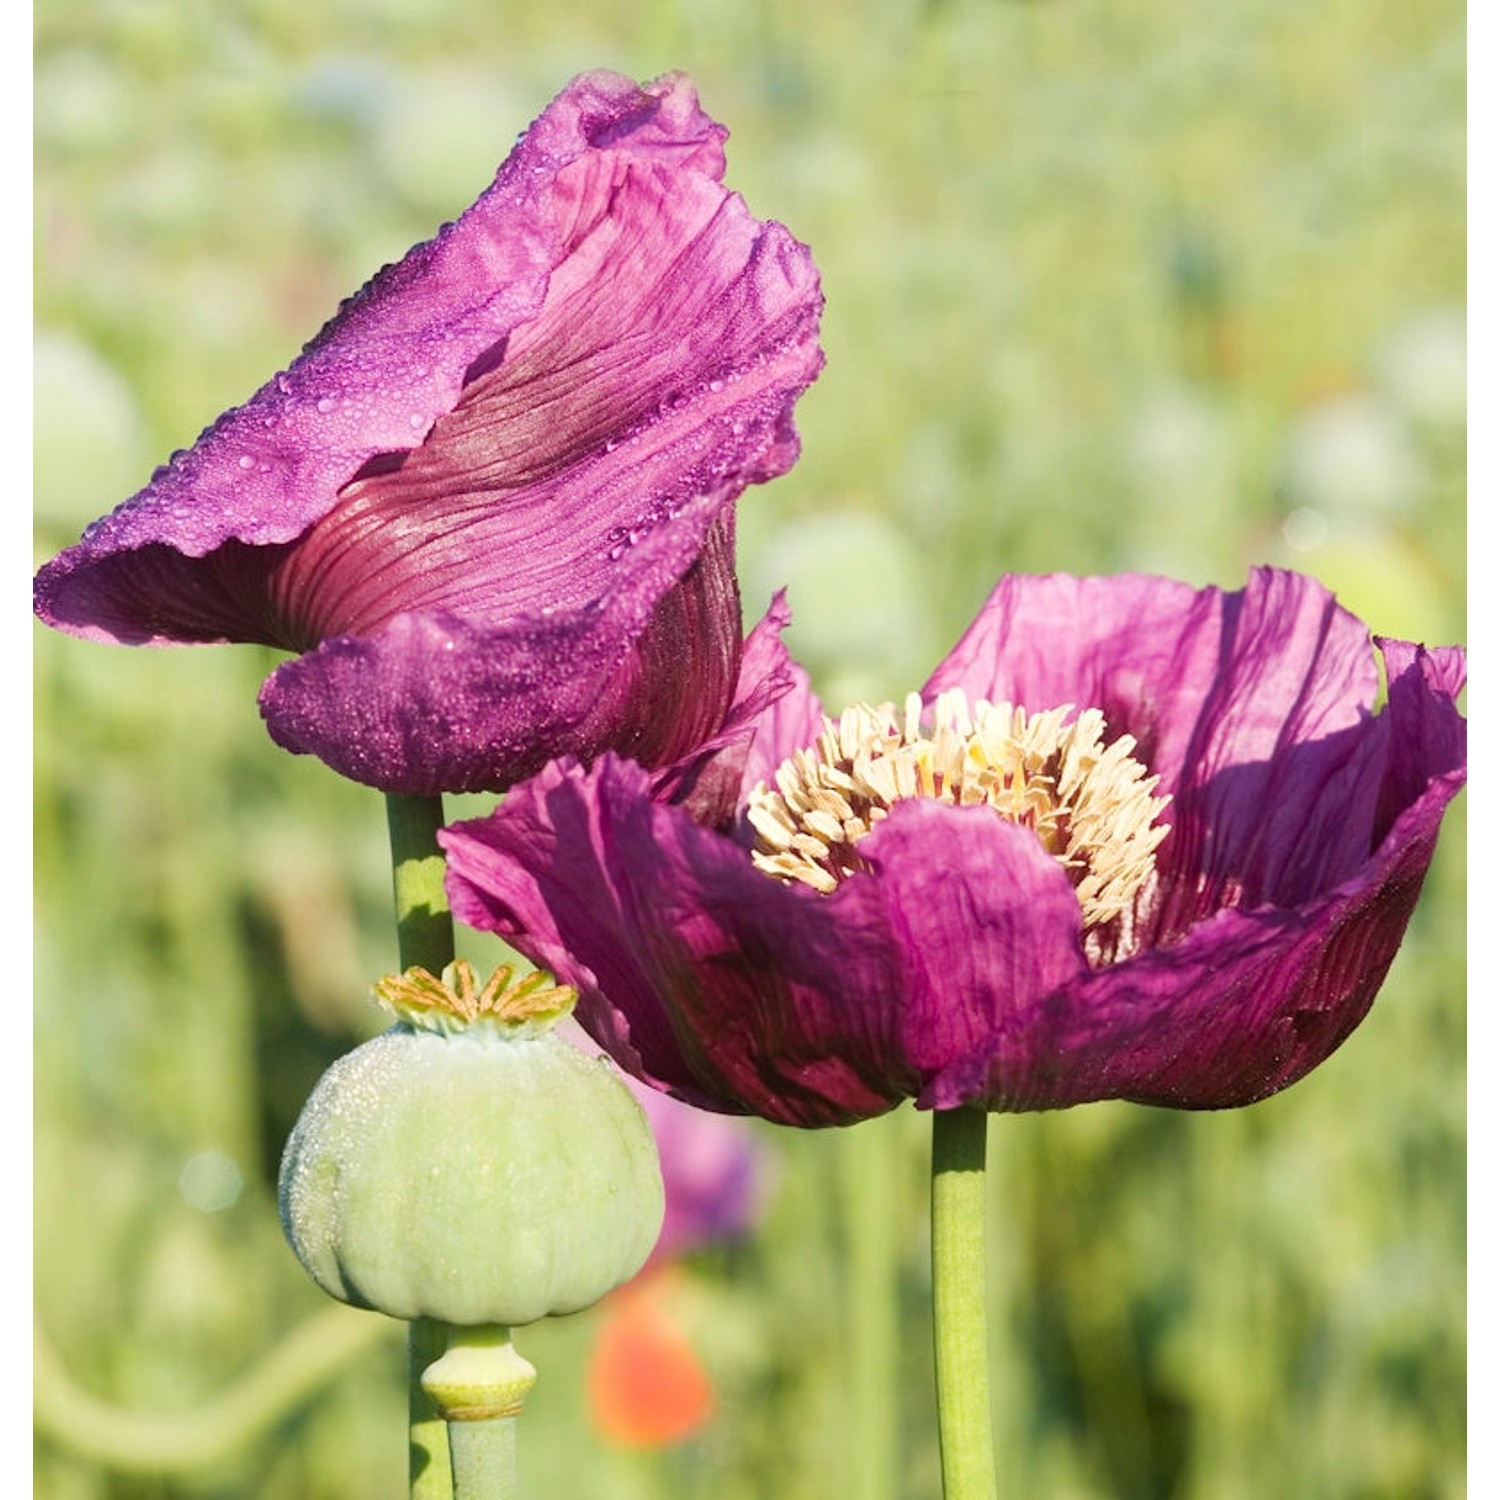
top-left (33, 71), bottom-right (823, 795)
top-left (441, 568), bottom-right (1466, 1128)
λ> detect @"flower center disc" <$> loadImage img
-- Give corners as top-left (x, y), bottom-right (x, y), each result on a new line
top-left (748, 690), bottom-right (1170, 929)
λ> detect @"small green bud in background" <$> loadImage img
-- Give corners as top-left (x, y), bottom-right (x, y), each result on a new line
top-left (278, 961), bottom-right (665, 1329)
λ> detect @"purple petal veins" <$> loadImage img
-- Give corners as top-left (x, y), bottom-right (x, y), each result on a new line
top-left (443, 568), bottom-right (1466, 1125)
top-left (33, 71), bottom-right (824, 794)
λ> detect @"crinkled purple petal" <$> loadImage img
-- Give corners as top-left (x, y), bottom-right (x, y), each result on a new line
top-left (250, 154), bottom-right (818, 651)
top-left (34, 70), bottom-right (824, 793)
top-left (262, 502), bottom-right (741, 795)
top-left (1373, 638), bottom-right (1468, 843)
top-left (445, 568), bottom-right (1465, 1125)
top-left (36, 71), bottom-right (815, 638)
top-left (444, 769), bottom-right (1092, 1124)
top-left (923, 570), bottom-right (1226, 799)
top-left (926, 746), bottom-right (1464, 1112)
top-left (925, 569), bottom-right (1369, 794)
top-left (731, 602), bottom-right (826, 799)
top-left (444, 757), bottom-right (713, 1105)
top-left (443, 754), bottom-right (917, 1126)
top-left (649, 590), bottom-right (823, 827)
top-left (1140, 570), bottom-right (1386, 932)
top-left (925, 569), bottom-right (1394, 938)
top-left (924, 631), bottom-right (1467, 1112)
top-left (853, 800), bottom-right (1091, 1079)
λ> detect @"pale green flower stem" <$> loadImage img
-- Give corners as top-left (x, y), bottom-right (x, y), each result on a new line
top-left (421, 1325), bottom-right (537, 1500)
top-left (931, 1106), bottom-right (997, 1500)
top-left (386, 793), bottom-right (457, 975)
top-left (385, 794), bottom-right (459, 1500)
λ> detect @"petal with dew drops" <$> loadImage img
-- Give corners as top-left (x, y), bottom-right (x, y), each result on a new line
top-left (34, 70), bottom-right (824, 796)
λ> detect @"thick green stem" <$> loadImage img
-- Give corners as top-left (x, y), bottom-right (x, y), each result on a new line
top-left (446, 1419), bottom-right (519, 1499)
top-left (422, 1325), bottom-right (537, 1500)
top-left (386, 793), bottom-right (457, 974)
top-left (385, 794), bottom-right (458, 1499)
top-left (931, 1107), bottom-right (997, 1500)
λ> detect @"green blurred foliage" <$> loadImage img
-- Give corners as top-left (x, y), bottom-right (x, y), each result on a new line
top-left (35, 0), bottom-right (1464, 1497)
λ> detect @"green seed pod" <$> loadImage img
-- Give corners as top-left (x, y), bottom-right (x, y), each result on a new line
top-left (278, 962), bottom-right (665, 1328)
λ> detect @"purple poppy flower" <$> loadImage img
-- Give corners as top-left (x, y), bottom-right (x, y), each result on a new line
top-left (33, 71), bottom-right (823, 795)
top-left (441, 568), bottom-right (1467, 1128)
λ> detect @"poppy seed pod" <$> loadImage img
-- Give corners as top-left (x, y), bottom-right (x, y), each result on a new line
top-left (278, 963), bottom-right (665, 1327)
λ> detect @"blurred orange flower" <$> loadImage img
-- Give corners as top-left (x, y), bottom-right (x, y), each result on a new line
top-left (587, 1271), bottom-right (715, 1448)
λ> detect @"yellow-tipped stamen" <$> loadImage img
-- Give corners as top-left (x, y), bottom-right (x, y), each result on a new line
top-left (748, 690), bottom-right (1170, 930)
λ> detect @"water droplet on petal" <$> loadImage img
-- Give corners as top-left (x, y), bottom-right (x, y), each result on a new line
top-left (238, 455), bottom-right (254, 469)
top-left (709, 378), bottom-right (725, 393)
top-left (317, 396), bottom-right (338, 414)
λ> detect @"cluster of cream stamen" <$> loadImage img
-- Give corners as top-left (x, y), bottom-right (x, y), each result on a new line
top-left (748, 690), bottom-right (1170, 930)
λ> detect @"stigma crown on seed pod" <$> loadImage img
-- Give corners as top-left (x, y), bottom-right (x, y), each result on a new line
top-left (374, 958), bottom-right (578, 1038)
top-left (279, 959), bottom-right (664, 1328)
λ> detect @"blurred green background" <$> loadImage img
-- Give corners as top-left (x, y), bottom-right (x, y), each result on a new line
top-left (34, 1), bottom-right (1465, 1497)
